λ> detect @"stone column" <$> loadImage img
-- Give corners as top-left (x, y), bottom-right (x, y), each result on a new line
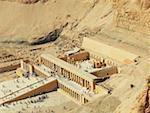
top-left (20, 60), bottom-right (24, 69)
top-left (81, 95), bottom-right (84, 104)
top-left (38, 57), bottom-right (41, 63)
top-left (29, 65), bottom-right (33, 74)
top-left (90, 81), bottom-right (95, 92)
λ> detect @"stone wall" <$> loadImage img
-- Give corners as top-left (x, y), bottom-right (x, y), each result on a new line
top-left (91, 66), bottom-right (118, 78)
top-left (0, 60), bottom-right (20, 73)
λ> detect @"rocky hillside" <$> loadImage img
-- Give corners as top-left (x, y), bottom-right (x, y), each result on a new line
top-left (0, 0), bottom-right (149, 48)
top-left (0, 0), bottom-right (97, 43)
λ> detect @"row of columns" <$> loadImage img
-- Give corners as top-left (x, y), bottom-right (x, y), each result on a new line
top-left (41, 57), bottom-right (94, 91)
top-left (21, 60), bottom-right (33, 74)
top-left (90, 54), bottom-right (117, 66)
top-left (41, 57), bottom-right (54, 70)
top-left (58, 83), bottom-right (80, 101)
top-left (66, 57), bottom-right (76, 65)
top-left (63, 70), bottom-right (91, 90)
top-left (58, 83), bottom-right (88, 103)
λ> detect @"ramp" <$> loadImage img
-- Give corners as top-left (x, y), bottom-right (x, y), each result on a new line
top-left (0, 76), bottom-right (57, 105)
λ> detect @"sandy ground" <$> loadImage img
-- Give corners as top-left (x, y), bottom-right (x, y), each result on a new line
top-left (0, 71), bottom-right (17, 83)
top-left (0, 71), bottom-right (78, 113)
top-left (68, 57), bottom-right (150, 113)
top-left (0, 91), bottom-right (78, 113)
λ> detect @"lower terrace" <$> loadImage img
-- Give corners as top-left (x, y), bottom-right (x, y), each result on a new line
top-left (0, 74), bottom-right (57, 105)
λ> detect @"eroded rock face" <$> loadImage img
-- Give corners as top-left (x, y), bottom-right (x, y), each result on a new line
top-left (138, 0), bottom-right (150, 9)
top-left (113, 0), bottom-right (150, 35)
top-left (20, 0), bottom-right (48, 4)
top-left (1, 0), bottom-right (47, 4)
top-left (20, 0), bottom-right (39, 4)
top-left (28, 28), bottom-right (63, 45)
top-left (136, 78), bottom-right (150, 113)
top-left (130, 0), bottom-right (150, 9)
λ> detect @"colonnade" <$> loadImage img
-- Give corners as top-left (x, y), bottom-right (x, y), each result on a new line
top-left (21, 60), bottom-right (33, 74)
top-left (21, 60), bottom-right (30, 71)
top-left (58, 82), bottom-right (89, 104)
top-left (40, 57), bottom-right (93, 91)
top-left (90, 53), bottom-right (117, 66)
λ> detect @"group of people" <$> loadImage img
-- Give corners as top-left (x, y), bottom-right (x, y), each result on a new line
top-left (0, 94), bottom-right (50, 113)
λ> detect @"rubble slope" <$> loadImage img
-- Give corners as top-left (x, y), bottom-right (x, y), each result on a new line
top-left (0, 0), bottom-right (95, 42)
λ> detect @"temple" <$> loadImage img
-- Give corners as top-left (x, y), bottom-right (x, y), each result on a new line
top-left (0, 37), bottom-right (139, 105)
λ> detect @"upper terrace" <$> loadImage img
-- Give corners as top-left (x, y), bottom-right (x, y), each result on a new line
top-left (57, 47), bottom-right (118, 79)
top-left (81, 37), bottom-right (139, 65)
